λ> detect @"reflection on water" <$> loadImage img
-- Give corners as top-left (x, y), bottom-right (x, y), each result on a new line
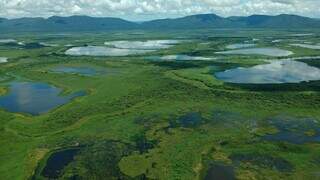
top-left (290, 43), bottom-right (320, 50)
top-left (104, 40), bottom-right (180, 50)
top-left (226, 43), bottom-right (255, 49)
top-left (65, 46), bottom-right (153, 56)
top-left (216, 47), bottom-right (293, 57)
top-left (215, 60), bottom-right (320, 84)
top-left (0, 82), bottom-right (85, 115)
top-left (148, 55), bottom-right (216, 61)
top-left (0, 57), bottom-right (8, 63)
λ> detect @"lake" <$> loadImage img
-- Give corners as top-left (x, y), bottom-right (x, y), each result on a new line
top-left (226, 43), bottom-right (255, 49)
top-left (0, 39), bottom-right (17, 43)
top-left (215, 60), bottom-right (320, 84)
top-left (216, 47), bottom-right (293, 57)
top-left (52, 66), bottom-right (98, 76)
top-left (0, 57), bottom-right (8, 63)
top-left (290, 43), bottom-right (320, 50)
top-left (65, 46), bottom-right (154, 56)
top-left (104, 40), bottom-right (180, 50)
top-left (41, 149), bottom-right (80, 179)
top-left (147, 55), bottom-right (216, 61)
top-left (0, 82), bottom-right (85, 115)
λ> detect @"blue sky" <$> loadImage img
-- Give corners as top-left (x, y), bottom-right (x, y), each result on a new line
top-left (0, 0), bottom-right (319, 21)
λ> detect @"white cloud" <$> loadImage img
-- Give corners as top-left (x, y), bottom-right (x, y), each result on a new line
top-left (0, 0), bottom-right (319, 20)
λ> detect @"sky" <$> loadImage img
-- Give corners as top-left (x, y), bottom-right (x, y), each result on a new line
top-left (0, 0), bottom-right (319, 21)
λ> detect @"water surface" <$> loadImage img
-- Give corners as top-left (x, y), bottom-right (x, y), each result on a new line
top-left (41, 149), bottom-right (80, 179)
top-left (226, 43), bottom-right (255, 49)
top-left (0, 39), bottom-right (16, 43)
top-left (148, 55), bottom-right (216, 61)
top-left (262, 116), bottom-right (320, 144)
top-left (52, 66), bottom-right (98, 76)
top-left (215, 60), bottom-right (320, 84)
top-left (40, 42), bottom-right (59, 47)
top-left (290, 43), bottom-right (320, 50)
top-left (216, 48), bottom-right (293, 57)
top-left (0, 82), bottom-right (85, 115)
top-left (104, 40), bottom-right (180, 50)
top-left (0, 57), bottom-right (8, 63)
top-left (205, 163), bottom-right (235, 180)
top-left (66, 46), bottom-right (153, 56)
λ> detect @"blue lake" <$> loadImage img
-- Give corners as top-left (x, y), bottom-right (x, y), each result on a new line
top-left (0, 82), bottom-right (85, 115)
top-left (215, 60), bottom-right (320, 84)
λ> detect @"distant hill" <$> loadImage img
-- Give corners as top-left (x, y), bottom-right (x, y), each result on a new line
top-left (228, 14), bottom-right (320, 28)
top-left (141, 14), bottom-right (237, 29)
top-left (0, 13), bottom-right (319, 32)
top-left (0, 15), bottom-right (137, 32)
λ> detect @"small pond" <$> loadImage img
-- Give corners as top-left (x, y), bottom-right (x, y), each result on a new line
top-left (0, 82), bottom-right (85, 115)
top-left (215, 60), bottom-right (320, 84)
top-left (41, 149), bottom-right (80, 179)
top-left (205, 163), bottom-right (235, 180)
top-left (216, 47), bottom-right (293, 57)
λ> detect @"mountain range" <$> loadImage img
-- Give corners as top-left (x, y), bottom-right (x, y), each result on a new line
top-left (0, 13), bottom-right (319, 32)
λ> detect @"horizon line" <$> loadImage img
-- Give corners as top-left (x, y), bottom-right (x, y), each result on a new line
top-left (0, 13), bottom-right (318, 22)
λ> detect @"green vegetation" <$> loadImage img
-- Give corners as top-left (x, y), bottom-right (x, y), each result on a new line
top-left (0, 29), bottom-right (320, 180)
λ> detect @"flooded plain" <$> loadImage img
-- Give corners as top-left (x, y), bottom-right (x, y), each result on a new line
top-left (215, 60), bottom-right (320, 84)
top-left (0, 82), bottom-right (85, 115)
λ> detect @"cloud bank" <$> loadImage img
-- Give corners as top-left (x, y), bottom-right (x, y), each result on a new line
top-left (0, 0), bottom-right (319, 20)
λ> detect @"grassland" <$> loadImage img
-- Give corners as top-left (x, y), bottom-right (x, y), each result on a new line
top-left (0, 29), bottom-right (320, 180)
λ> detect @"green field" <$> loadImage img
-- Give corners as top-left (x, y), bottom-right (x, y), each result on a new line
top-left (0, 29), bottom-right (320, 180)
